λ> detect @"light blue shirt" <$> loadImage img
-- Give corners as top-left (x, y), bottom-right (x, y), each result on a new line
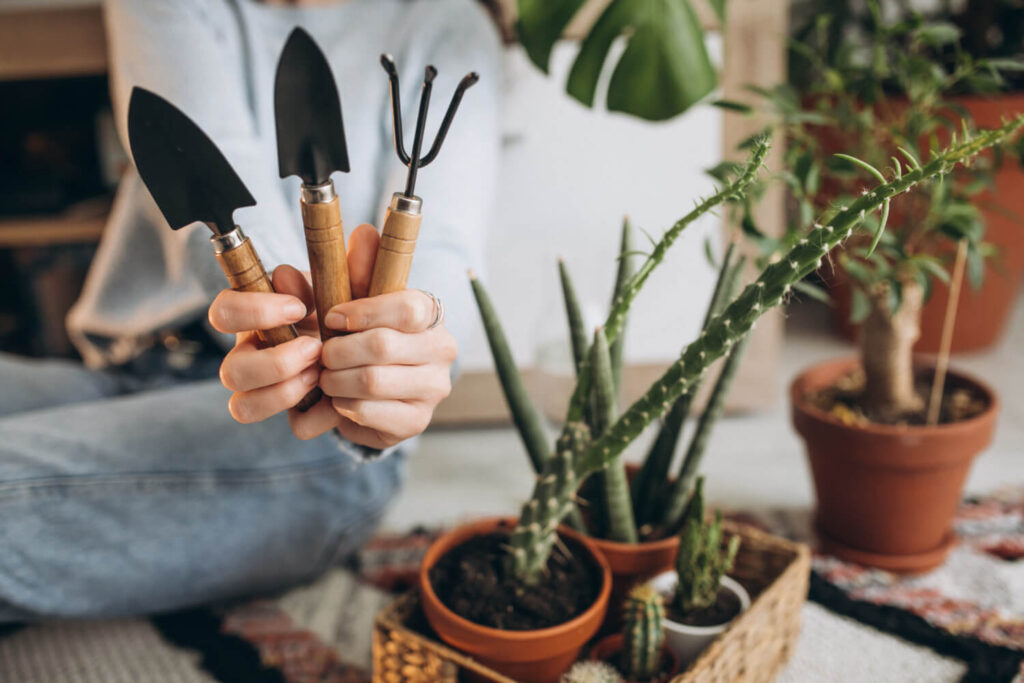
top-left (69, 0), bottom-right (501, 369)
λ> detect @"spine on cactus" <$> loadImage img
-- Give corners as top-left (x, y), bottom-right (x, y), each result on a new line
top-left (622, 583), bottom-right (665, 680)
top-left (591, 327), bottom-right (638, 543)
top-left (609, 218), bottom-right (635, 394)
top-left (507, 117), bottom-right (1024, 584)
top-left (674, 477), bottom-right (740, 613)
top-left (632, 244), bottom-right (742, 527)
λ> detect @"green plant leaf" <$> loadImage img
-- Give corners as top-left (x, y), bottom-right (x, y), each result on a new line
top-left (912, 22), bottom-right (962, 47)
top-left (705, 0), bottom-right (726, 26)
top-left (851, 287), bottom-right (872, 324)
top-left (567, 0), bottom-right (717, 121)
top-left (711, 99), bottom-right (752, 113)
top-left (792, 280), bottom-right (832, 304)
top-left (515, 0), bottom-right (587, 73)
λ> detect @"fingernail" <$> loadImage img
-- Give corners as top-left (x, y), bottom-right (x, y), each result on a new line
top-left (284, 300), bottom-right (306, 321)
top-left (325, 311), bottom-right (347, 330)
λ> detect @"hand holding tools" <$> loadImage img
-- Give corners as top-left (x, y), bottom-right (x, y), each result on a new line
top-left (274, 28), bottom-right (352, 341)
top-left (128, 87), bottom-right (322, 412)
top-left (371, 55), bottom-right (478, 297)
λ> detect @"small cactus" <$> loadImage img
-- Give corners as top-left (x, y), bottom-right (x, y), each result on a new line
top-left (674, 477), bottom-right (740, 614)
top-left (561, 661), bottom-right (624, 683)
top-left (622, 583), bottom-right (665, 680)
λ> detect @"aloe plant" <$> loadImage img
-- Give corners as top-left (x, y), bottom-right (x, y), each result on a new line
top-left (673, 477), bottom-right (739, 614)
top-left (481, 118), bottom-right (1024, 585)
top-left (622, 583), bottom-right (665, 680)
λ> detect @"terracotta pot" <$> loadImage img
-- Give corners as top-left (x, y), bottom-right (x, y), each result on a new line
top-left (649, 572), bottom-right (750, 666)
top-left (791, 358), bottom-right (999, 573)
top-left (827, 94), bottom-right (1024, 352)
top-left (588, 634), bottom-right (681, 683)
top-left (589, 465), bottom-right (680, 631)
top-left (419, 517), bottom-right (612, 683)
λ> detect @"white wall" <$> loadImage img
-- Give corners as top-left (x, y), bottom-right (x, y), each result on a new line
top-left (460, 40), bottom-right (724, 376)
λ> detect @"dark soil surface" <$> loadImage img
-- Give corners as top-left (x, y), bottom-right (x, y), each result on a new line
top-left (667, 586), bottom-right (741, 627)
top-left (809, 368), bottom-right (988, 426)
top-left (428, 528), bottom-right (602, 631)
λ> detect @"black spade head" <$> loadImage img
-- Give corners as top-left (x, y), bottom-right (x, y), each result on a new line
top-left (128, 87), bottom-right (255, 235)
top-left (274, 27), bottom-right (349, 186)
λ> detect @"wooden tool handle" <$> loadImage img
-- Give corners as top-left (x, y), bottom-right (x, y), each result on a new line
top-left (368, 205), bottom-right (422, 297)
top-left (301, 195), bottom-right (352, 340)
top-left (215, 237), bottom-right (322, 412)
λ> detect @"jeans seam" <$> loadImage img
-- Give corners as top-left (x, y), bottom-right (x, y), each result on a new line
top-left (0, 453), bottom-right (372, 501)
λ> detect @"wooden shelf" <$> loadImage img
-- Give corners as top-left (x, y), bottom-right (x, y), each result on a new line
top-left (0, 3), bottom-right (106, 81)
top-left (0, 198), bottom-right (109, 248)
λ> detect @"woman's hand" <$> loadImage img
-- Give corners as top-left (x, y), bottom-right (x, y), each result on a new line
top-left (208, 264), bottom-right (322, 424)
top-left (306, 290), bottom-right (457, 449)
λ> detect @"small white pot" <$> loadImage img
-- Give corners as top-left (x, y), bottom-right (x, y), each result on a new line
top-left (650, 571), bottom-right (751, 665)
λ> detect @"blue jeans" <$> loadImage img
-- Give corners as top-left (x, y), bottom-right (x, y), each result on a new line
top-left (0, 353), bottom-right (403, 622)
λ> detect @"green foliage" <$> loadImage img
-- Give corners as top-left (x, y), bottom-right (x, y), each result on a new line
top-left (516, 0), bottom-right (721, 121)
top-left (673, 478), bottom-right (740, 613)
top-left (622, 584), bottom-right (665, 680)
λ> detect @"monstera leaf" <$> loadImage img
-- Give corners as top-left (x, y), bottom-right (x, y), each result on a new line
top-left (517, 0), bottom-right (721, 121)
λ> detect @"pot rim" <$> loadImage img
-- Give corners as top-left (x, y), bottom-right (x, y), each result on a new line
top-left (589, 533), bottom-right (679, 553)
top-left (790, 356), bottom-right (999, 438)
top-left (419, 516), bottom-right (613, 643)
top-left (650, 573), bottom-right (751, 636)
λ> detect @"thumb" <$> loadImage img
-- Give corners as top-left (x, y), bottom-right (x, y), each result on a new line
top-left (347, 223), bottom-right (380, 299)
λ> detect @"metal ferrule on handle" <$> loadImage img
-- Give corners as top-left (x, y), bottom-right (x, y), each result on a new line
top-left (300, 179), bottom-right (352, 341)
top-left (368, 192), bottom-right (423, 297)
top-left (211, 226), bottom-right (322, 412)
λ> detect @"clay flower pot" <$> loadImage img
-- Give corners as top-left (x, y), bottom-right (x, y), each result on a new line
top-left (419, 517), bottom-right (611, 683)
top-left (588, 634), bottom-right (681, 683)
top-left (791, 357), bottom-right (999, 573)
top-left (649, 572), bottom-right (750, 665)
top-left (590, 465), bottom-right (681, 630)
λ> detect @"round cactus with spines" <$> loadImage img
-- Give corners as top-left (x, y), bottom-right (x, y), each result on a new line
top-left (622, 583), bottom-right (665, 680)
top-left (560, 661), bottom-right (624, 683)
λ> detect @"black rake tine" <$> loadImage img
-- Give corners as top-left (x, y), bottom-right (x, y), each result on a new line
top-left (405, 65), bottom-right (437, 197)
top-left (380, 54), bottom-right (410, 166)
top-left (419, 71), bottom-right (480, 166)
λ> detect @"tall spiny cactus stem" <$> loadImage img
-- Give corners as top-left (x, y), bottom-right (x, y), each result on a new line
top-left (610, 218), bottom-right (635, 395)
top-left (559, 140), bottom-right (771, 434)
top-left (622, 584), bottom-right (665, 680)
top-left (632, 244), bottom-right (742, 527)
top-left (560, 661), bottom-right (624, 683)
top-left (508, 117), bottom-right (1024, 584)
top-left (674, 478), bottom-right (740, 613)
top-left (559, 257), bottom-right (589, 376)
top-left (592, 327), bottom-right (638, 543)
top-left (659, 329), bottom-right (752, 530)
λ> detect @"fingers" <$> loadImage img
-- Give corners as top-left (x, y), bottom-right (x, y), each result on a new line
top-left (321, 326), bottom-right (457, 370)
top-left (287, 399), bottom-right (342, 440)
top-left (334, 416), bottom-right (398, 450)
top-left (347, 223), bottom-right (379, 300)
top-left (220, 334), bottom-right (322, 392)
top-left (272, 265), bottom-right (318, 331)
top-left (320, 364), bottom-right (451, 402)
top-left (325, 289), bottom-right (436, 334)
top-left (228, 365), bottom-right (321, 424)
top-left (333, 397), bottom-right (430, 439)
top-left (209, 289), bottom-right (306, 334)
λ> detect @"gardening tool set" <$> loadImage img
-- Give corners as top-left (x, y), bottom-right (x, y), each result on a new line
top-left (127, 27), bottom-right (477, 409)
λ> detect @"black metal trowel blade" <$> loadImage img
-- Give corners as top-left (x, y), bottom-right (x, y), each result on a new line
top-left (127, 87), bottom-right (255, 235)
top-left (274, 28), bottom-right (350, 186)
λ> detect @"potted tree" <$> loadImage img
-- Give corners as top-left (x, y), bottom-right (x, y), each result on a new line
top-left (413, 120), bottom-right (1021, 681)
top-left (588, 584), bottom-right (681, 682)
top-left (776, 0), bottom-right (1024, 351)
top-left (650, 478), bottom-right (749, 665)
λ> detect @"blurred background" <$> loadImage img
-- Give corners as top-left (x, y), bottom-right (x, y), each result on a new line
top-left (0, 0), bottom-right (1020, 516)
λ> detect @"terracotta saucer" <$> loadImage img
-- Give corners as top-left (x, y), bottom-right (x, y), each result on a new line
top-left (814, 524), bottom-right (958, 574)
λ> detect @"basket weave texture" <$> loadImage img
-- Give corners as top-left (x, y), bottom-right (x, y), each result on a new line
top-left (372, 520), bottom-right (810, 683)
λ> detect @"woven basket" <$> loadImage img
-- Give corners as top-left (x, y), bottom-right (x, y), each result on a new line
top-left (373, 520), bottom-right (810, 682)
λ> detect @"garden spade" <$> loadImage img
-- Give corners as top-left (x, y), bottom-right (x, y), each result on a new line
top-left (274, 28), bottom-right (352, 341)
top-left (128, 87), bottom-right (322, 412)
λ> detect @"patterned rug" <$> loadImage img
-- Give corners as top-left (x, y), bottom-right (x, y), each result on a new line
top-left (0, 490), bottom-right (1021, 683)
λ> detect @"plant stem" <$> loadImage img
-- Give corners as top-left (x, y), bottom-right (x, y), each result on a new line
top-left (559, 257), bottom-right (589, 376)
top-left (610, 218), bottom-right (635, 395)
